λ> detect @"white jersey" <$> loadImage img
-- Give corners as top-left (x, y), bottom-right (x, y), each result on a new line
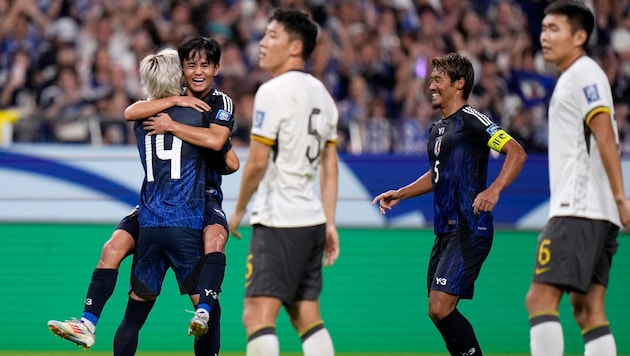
top-left (547, 56), bottom-right (619, 226)
top-left (250, 70), bottom-right (338, 227)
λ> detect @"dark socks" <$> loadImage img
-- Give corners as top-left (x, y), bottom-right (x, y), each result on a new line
top-left (198, 252), bottom-right (226, 311)
top-left (194, 300), bottom-right (221, 356)
top-left (113, 298), bottom-right (155, 356)
top-left (83, 268), bottom-right (118, 325)
top-left (434, 309), bottom-right (482, 356)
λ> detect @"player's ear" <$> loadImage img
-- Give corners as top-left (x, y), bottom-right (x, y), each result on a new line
top-left (455, 77), bottom-right (465, 90)
top-left (573, 29), bottom-right (588, 48)
top-left (289, 39), bottom-right (303, 58)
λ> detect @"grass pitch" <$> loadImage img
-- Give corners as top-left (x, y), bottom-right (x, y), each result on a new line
top-left (0, 353), bottom-right (610, 356)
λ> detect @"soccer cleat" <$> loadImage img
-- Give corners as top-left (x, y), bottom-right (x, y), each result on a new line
top-left (188, 308), bottom-right (209, 339)
top-left (48, 318), bottom-right (95, 349)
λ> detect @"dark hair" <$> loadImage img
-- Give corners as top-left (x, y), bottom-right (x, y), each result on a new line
top-left (431, 52), bottom-right (474, 99)
top-left (178, 36), bottom-right (222, 66)
top-left (544, 0), bottom-right (594, 48)
top-left (269, 8), bottom-right (318, 61)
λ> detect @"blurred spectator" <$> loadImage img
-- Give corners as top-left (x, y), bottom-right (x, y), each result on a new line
top-left (231, 91), bottom-right (254, 147)
top-left (337, 74), bottom-right (371, 153)
top-left (394, 100), bottom-right (435, 155)
top-left (3, 0), bottom-right (630, 156)
top-left (349, 96), bottom-right (394, 154)
top-left (38, 66), bottom-right (96, 143)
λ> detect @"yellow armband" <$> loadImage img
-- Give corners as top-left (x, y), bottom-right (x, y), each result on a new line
top-left (488, 129), bottom-right (512, 153)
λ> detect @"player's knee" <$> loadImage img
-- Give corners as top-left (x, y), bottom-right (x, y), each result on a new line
top-left (524, 289), bottom-right (538, 313)
top-left (203, 226), bottom-right (228, 253)
top-left (428, 302), bottom-right (452, 322)
top-left (98, 243), bottom-right (127, 268)
top-left (242, 304), bottom-right (257, 330)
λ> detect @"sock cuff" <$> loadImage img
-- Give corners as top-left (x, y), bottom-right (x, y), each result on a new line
top-left (299, 320), bottom-right (325, 341)
top-left (582, 323), bottom-right (611, 343)
top-left (92, 268), bottom-right (119, 279)
top-left (529, 311), bottom-right (560, 328)
top-left (435, 308), bottom-right (462, 326)
top-left (203, 252), bottom-right (226, 265)
top-left (247, 325), bottom-right (276, 342)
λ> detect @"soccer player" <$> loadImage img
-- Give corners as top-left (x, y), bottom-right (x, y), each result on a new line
top-left (47, 37), bottom-right (235, 351)
top-left (227, 9), bottom-right (339, 356)
top-left (124, 36), bottom-right (235, 341)
top-left (371, 53), bottom-right (526, 355)
top-left (525, 2), bottom-right (630, 355)
top-left (112, 48), bottom-right (212, 355)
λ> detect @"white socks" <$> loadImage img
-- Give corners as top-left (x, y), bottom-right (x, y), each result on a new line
top-left (302, 327), bottom-right (334, 356)
top-left (585, 333), bottom-right (616, 356)
top-left (246, 333), bottom-right (279, 356)
top-left (530, 320), bottom-right (563, 356)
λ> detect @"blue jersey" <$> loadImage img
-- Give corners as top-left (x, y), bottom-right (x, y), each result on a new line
top-left (199, 88), bottom-right (235, 205)
top-left (427, 105), bottom-right (499, 236)
top-left (135, 106), bottom-right (207, 229)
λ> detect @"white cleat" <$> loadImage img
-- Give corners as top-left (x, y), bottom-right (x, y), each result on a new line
top-left (48, 318), bottom-right (95, 349)
top-left (188, 309), bottom-right (209, 339)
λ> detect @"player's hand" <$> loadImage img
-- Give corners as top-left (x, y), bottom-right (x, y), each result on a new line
top-left (472, 187), bottom-right (500, 215)
top-left (144, 113), bottom-right (173, 135)
top-left (228, 209), bottom-right (245, 239)
top-left (371, 190), bottom-right (401, 215)
top-left (174, 96), bottom-right (210, 112)
top-left (323, 224), bottom-right (339, 267)
top-left (617, 198), bottom-right (630, 233)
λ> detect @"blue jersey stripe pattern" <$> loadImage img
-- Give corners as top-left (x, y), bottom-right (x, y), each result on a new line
top-left (427, 105), bottom-right (494, 236)
top-left (135, 106), bottom-right (207, 229)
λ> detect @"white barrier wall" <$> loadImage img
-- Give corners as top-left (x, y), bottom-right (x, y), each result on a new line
top-left (5, 144), bottom-right (630, 229)
top-left (0, 144), bottom-right (387, 227)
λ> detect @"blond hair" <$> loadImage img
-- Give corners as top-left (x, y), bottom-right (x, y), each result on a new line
top-left (139, 48), bottom-right (182, 100)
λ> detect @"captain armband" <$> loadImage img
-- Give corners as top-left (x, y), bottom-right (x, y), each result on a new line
top-left (487, 129), bottom-right (513, 153)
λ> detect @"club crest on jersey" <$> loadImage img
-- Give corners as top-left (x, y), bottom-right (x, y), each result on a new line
top-left (254, 110), bottom-right (265, 128)
top-left (582, 84), bottom-right (600, 104)
top-left (434, 137), bottom-right (442, 156)
top-left (216, 109), bottom-right (231, 121)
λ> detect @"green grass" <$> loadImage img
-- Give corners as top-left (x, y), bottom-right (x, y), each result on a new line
top-left (2, 353), bottom-right (620, 356)
top-left (0, 353), bottom-right (564, 356)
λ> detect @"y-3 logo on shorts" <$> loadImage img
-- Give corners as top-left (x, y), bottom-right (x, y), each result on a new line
top-left (461, 347), bottom-right (476, 355)
top-left (435, 277), bottom-right (447, 285)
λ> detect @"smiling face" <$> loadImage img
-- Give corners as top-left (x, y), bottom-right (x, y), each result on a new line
top-left (540, 14), bottom-right (587, 72)
top-left (429, 68), bottom-right (461, 114)
top-left (182, 50), bottom-right (220, 98)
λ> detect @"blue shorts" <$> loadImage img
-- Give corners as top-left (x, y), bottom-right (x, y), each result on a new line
top-left (203, 195), bottom-right (228, 234)
top-left (115, 205), bottom-right (140, 243)
top-left (426, 231), bottom-right (493, 299)
top-left (130, 227), bottom-right (204, 299)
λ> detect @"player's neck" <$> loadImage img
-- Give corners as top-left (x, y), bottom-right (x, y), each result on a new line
top-left (270, 59), bottom-right (305, 77)
top-left (440, 99), bottom-right (466, 119)
top-left (557, 51), bottom-right (585, 73)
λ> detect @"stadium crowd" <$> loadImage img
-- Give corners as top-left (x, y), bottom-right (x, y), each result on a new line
top-left (1, 0), bottom-right (630, 154)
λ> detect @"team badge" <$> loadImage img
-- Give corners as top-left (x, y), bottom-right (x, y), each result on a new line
top-left (254, 111), bottom-right (265, 128)
top-left (215, 109), bottom-right (231, 121)
top-left (582, 84), bottom-right (600, 104)
top-left (434, 137), bottom-right (442, 156)
top-left (486, 123), bottom-right (499, 135)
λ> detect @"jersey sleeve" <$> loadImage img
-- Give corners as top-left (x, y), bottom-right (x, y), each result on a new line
top-left (325, 102), bottom-right (339, 146)
top-left (463, 106), bottom-right (513, 153)
top-left (573, 65), bottom-right (612, 125)
top-left (204, 92), bottom-right (235, 131)
top-left (251, 84), bottom-right (285, 146)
